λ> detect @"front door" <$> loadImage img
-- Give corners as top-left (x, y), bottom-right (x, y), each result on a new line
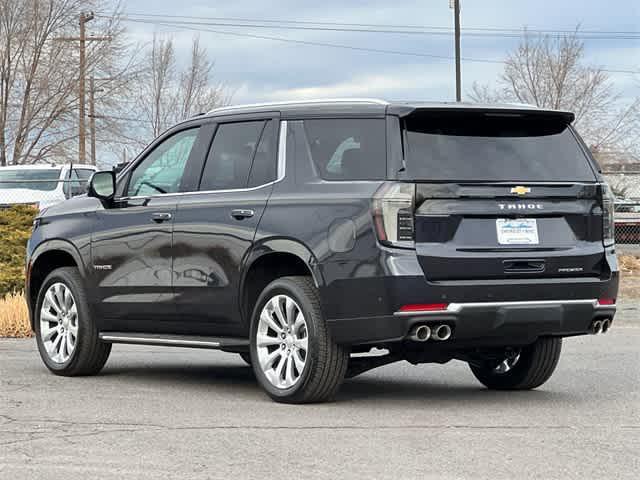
top-left (173, 118), bottom-right (280, 336)
top-left (91, 126), bottom-right (204, 332)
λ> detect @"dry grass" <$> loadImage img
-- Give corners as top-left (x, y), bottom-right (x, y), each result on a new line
top-left (0, 291), bottom-right (32, 338)
top-left (618, 254), bottom-right (640, 274)
top-left (618, 255), bottom-right (640, 300)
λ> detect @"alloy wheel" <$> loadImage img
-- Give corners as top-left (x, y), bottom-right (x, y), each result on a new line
top-left (39, 282), bottom-right (79, 364)
top-left (256, 294), bottom-right (308, 389)
top-left (493, 350), bottom-right (521, 374)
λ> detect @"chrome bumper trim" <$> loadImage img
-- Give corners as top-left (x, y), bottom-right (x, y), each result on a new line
top-left (394, 299), bottom-right (615, 316)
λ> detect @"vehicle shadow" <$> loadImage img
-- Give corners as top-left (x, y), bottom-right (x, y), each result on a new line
top-left (98, 360), bottom-right (573, 405)
top-left (338, 375), bottom-right (573, 404)
top-left (99, 363), bottom-right (261, 395)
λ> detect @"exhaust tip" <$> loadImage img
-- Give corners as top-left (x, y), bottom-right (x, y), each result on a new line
top-left (592, 320), bottom-right (603, 335)
top-left (601, 319), bottom-right (611, 333)
top-left (409, 325), bottom-right (431, 342)
top-left (433, 324), bottom-right (452, 341)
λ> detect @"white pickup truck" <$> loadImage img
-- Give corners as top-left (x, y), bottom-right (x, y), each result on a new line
top-left (0, 164), bottom-right (97, 211)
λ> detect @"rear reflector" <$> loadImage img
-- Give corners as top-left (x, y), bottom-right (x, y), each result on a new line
top-left (399, 303), bottom-right (449, 312)
top-left (597, 298), bottom-right (616, 306)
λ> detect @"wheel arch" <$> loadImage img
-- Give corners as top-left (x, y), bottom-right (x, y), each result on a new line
top-left (27, 240), bottom-right (85, 329)
top-left (240, 239), bottom-right (324, 331)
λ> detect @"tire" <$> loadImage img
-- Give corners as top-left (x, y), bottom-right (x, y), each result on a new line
top-left (469, 337), bottom-right (562, 390)
top-left (249, 276), bottom-right (349, 404)
top-left (238, 352), bottom-right (252, 365)
top-left (34, 267), bottom-right (111, 376)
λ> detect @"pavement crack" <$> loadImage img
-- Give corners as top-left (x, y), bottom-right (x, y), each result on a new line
top-left (1, 421), bottom-right (638, 448)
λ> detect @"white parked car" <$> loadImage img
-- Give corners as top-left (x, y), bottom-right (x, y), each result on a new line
top-left (0, 164), bottom-right (97, 210)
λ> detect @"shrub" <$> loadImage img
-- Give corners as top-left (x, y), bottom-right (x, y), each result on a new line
top-left (0, 205), bottom-right (38, 297)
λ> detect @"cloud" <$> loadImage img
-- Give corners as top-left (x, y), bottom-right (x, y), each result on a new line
top-left (125, 0), bottom-right (639, 104)
top-left (255, 64), bottom-right (453, 102)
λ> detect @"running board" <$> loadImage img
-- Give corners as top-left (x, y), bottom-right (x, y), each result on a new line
top-left (99, 332), bottom-right (249, 350)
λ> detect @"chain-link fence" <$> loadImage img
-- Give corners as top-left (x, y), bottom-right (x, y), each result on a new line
top-left (603, 172), bottom-right (640, 253)
top-left (0, 166), bottom-right (94, 211)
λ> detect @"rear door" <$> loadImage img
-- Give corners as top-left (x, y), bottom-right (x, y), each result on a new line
top-left (172, 115), bottom-right (280, 336)
top-left (397, 110), bottom-right (604, 281)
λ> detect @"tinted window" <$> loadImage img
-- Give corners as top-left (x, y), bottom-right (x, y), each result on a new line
top-left (200, 121), bottom-right (265, 191)
top-left (127, 128), bottom-right (199, 196)
top-left (302, 119), bottom-right (386, 181)
top-left (248, 120), bottom-right (278, 187)
top-left (403, 113), bottom-right (596, 182)
top-left (0, 169), bottom-right (60, 191)
top-left (75, 169), bottom-right (94, 180)
top-left (64, 168), bottom-right (94, 197)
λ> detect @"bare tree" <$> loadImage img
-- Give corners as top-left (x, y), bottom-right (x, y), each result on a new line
top-left (0, 0), bottom-right (136, 166)
top-left (134, 34), bottom-right (230, 144)
top-left (469, 29), bottom-right (639, 160)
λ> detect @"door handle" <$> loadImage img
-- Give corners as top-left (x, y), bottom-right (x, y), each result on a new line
top-left (151, 212), bottom-right (173, 223)
top-left (231, 209), bottom-right (255, 220)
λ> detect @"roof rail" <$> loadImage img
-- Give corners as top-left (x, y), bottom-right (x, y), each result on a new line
top-left (206, 98), bottom-right (389, 115)
top-left (503, 102), bottom-right (539, 109)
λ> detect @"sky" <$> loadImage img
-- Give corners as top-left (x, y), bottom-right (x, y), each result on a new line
top-left (120, 0), bottom-right (639, 105)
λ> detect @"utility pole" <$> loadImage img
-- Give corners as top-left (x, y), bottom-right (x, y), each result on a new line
top-left (55, 12), bottom-right (109, 164)
top-left (452, 0), bottom-right (462, 102)
top-left (78, 12), bottom-right (93, 164)
top-left (89, 77), bottom-right (96, 165)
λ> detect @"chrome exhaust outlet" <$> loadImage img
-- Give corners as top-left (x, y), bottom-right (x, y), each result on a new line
top-left (591, 320), bottom-right (603, 335)
top-left (408, 325), bottom-right (431, 342)
top-left (601, 319), bottom-right (611, 334)
top-left (433, 324), bottom-right (452, 341)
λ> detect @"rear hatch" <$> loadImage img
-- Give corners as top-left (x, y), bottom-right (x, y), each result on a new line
top-left (397, 108), bottom-right (607, 281)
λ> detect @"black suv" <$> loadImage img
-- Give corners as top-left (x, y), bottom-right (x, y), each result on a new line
top-left (26, 99), bottom-right (618, 403)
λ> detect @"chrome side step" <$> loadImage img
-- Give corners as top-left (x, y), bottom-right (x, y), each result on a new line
top-left (99, 332), bottom-right (248, 350)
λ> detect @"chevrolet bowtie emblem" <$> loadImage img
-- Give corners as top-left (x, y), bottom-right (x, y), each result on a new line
top-left (510, 186), bottom-right (531, 195)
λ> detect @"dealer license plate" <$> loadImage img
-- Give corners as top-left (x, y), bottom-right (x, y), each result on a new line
top-left (496, 218), bottom-right (539, 245)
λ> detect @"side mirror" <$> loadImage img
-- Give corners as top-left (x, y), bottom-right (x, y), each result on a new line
top-left (88, 171), bottom-right (115, 202)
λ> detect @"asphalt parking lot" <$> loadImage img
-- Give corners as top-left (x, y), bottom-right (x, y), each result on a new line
top-left (1, 326), bottom-right (639, 480)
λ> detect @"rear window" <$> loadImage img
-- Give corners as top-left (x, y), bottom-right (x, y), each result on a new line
top-left (402, 112), bottom-right (596, 182)
top-left (0, 169), bottom-right (61, 191)
top-left (302, 119), bottom-right (386, 181)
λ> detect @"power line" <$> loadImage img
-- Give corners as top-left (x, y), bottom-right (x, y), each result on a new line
top-left (122, 19), bottom-right (507, 64)
top-left (119, 18), bottom-right (640, 74)
top-left (117, 12), bottom-right (640, 37)
top-left (118, 17), bottom-right (640, 40)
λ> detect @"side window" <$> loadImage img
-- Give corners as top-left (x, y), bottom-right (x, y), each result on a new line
top-left (302, 119), bottom-right (386, 181)
top-left (248, 120), bottom-right (278, 187)
top-left (75, 169), bottom-right (95, 182)
top-left (199, 121), bottom-right (264, 191)
top-left (127, 128), bottom-right (199, 197)
top-left (63, 170), bottom-right (79, 197)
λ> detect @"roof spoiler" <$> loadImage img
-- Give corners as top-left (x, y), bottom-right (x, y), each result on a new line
top-left (389, 105), bottom-right (575, 124)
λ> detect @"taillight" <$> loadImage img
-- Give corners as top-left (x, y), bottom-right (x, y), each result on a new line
top-left (601, 183), bottom-right (615, 246)
top-left (372, 182), bottom-right (415, 248)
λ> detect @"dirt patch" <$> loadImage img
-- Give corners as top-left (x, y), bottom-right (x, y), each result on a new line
top-left (0, 291), bottom-right (32, 338)
top-left (619, 272), bottom-right (640, 300)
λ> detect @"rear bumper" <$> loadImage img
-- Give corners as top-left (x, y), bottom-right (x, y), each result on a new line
top-left (321, 247), bottom-right (619, 346)
top-left (327, 299), bottom-right (616, 345)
